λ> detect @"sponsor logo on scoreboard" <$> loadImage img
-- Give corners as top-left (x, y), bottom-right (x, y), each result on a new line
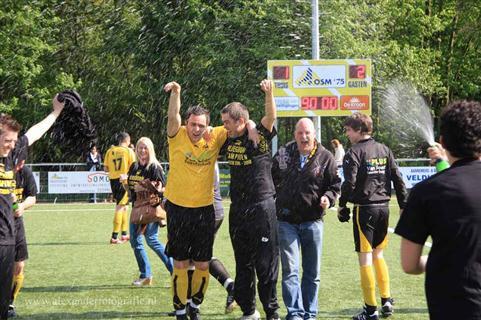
top-left (340, 96), bottom-right (369, 110)
top-left (275, 97), bottom-right (299, 110)
top-left (293, 65), bottom-right (345, 88)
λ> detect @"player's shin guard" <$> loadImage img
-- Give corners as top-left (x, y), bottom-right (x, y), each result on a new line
top-left (121, 211), bottom-right (129, 234)
top-left (190, 268), bottom-right (210, 306)
top-left (373, 257), bottom-right (391, 299)
top-left (113, 211), bottom-right (123, 234)
top-left (11, 272), bottom-right (24, 302)
top-left (209, 258), bottom-right (231, 287)
top-left (172, 268), bottom-right (189, 311)
top-left (360, 265), bottom-right (377, 307)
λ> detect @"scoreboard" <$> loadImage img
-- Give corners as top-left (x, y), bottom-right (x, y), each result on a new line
top-left (267, 59), bottom-right (372, 117)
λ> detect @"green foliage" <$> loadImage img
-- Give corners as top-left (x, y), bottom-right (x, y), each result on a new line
top-left (1, 0), bottom-right (480, 161)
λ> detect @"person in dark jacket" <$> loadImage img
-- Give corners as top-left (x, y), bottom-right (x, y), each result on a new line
top-left (272, 118), bottom-right (340, 320)
top-left (338, 113), bottom-right (407, 320)
top-left (395, 100), bottom-right (481, 320)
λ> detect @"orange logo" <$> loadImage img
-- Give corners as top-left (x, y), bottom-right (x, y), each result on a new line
top-left (340, 96), bottom-right (369, 110)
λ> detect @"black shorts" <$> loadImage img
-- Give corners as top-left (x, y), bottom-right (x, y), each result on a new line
top-left (109, 179), bottom-right (128, 205)
top-left (165, 200), bottom-right (215, 262)
top-left (353, 204), bottom-right (389, 253)
top-left (14, 217), bottom-right (28, 262)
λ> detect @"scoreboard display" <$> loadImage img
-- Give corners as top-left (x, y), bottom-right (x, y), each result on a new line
top-left (267, 59), bottom-right (372, 117)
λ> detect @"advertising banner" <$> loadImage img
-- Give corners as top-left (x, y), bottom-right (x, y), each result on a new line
top-left (48, 171), bottom-right (111, 194)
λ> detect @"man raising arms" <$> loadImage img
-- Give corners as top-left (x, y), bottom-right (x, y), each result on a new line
top-left (163, 81), bottom-right (228, 320)
top-left (0, 95), bottom-right (64, 319)
top-left (220, 80), bottom-right (280, 320)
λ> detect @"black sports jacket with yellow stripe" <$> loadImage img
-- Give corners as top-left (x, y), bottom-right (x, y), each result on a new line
top-left (339, 138), bottom-right (407, 209)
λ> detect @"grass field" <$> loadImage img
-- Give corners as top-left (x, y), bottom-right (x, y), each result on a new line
top-left (16, 201), bottom-right (430, 319)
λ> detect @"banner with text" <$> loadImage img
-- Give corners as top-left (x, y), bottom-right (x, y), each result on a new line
top-left (48, 171), bottom-right (111, 194)
top-left (338, 166), bottom-right (437, 189)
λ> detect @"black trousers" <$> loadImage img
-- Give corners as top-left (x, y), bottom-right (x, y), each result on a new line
top-left (0, 245), bottom-right (15, 320)
top-left (229, 197), bottom-right (280, 317)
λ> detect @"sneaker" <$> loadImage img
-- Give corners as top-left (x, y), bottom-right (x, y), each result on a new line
top-left (110, 237), bottom-right (123, 244)
top-left (267, 312), bottom-right (280, 320)
top-left (225, 283), bottom-right (237, 313)
top-left (7, 304), bottom-right (16, 318)
top-left (240, 310), bottom-right (261, 320)
top-left (380, 298), bottom-right (394, 317)
top-left (352, 307), bottom-right (379, 320)
top-left (167, 310), bottom-right (176, 316)
top-left (188, 306), bottom-right (201, 320)
top-left (121, 234), bottom-right (130, 242)
top-left (132, 277), bottom-right (152, 286)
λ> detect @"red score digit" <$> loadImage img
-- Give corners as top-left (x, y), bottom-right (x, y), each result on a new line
top-left (349, 65), bottom-right (366, 79)
top-left (301, 96), bottom-right (338, 110)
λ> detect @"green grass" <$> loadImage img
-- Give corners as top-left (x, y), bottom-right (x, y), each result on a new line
top-left (17, 201), bottom-right (429, 319)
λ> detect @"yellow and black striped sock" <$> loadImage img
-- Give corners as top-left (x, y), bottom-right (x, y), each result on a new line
top-left (374, 257), bottom-right (391, 299)
top-left (360, 265), bottom-right (377, 307)
top-left (12, 272), bottom-right (24, 301)
top-left (190, 268), bottom-right (210, 306)
top-left (172, 268), bottom-right (188, 311)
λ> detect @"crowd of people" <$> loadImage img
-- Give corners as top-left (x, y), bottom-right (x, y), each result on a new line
top-left (1, 87), bottom-right (480, 320)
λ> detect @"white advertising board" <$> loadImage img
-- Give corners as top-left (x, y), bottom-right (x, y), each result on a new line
top-left (48, 171), bottom-right (111, 194)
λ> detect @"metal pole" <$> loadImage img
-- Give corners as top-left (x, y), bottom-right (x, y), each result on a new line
top-left (311, 0), bottom-right (321, 142)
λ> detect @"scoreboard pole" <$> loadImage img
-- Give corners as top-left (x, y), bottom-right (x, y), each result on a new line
top-left (311, 0), bottom-right (321, 142)
top-left (271, 0), bottom-right (321, 155)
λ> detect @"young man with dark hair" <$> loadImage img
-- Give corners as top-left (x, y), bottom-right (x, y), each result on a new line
top-left (163, 81), bottom-right (229, 320)
top-left (8, 161), bottom-right (37, 318)
top-left (0, 96), bottom-right (64, 320)
top-left (338, 113), bottom-right (407, 320)
top-left (395, 100), bottom-right (481, 320)
top-left (220, 79), bottom-right (280, 320)
top-left (104, 132), bottom-right (136, 244)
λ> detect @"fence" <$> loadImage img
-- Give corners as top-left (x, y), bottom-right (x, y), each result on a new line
top-left (26, 159), bottom-right (432, 203)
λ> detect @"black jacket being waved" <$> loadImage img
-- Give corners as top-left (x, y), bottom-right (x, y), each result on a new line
top-left (272, 141), bottom-right (341, 224)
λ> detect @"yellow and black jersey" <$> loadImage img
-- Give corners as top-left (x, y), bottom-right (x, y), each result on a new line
top-left (127, 162), bottom-right (165, 203)
top-left (104, 145), bottom-right (136, 179)
top-left (221, 123), bottom-right (276, 205)
top-left (165, 126), bottom-right (227, 208)
top-left (0, 135), bottom-right (28, 245)
top-left (14, 166), bottom-right (37, 203)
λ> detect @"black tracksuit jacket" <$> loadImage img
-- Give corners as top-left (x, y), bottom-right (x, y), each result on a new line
top-left (272, 141), bottom-right (341, 224)
top-left (338, 137), bottom-right (407, 208)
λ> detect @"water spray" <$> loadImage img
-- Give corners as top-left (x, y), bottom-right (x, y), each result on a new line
top-left (380, 80), bottom-right (449, 171)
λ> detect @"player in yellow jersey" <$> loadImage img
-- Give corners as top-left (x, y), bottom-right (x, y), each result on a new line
top-left (162, 81), bottom-right (227, 320)
top-left (104, 132), bottom-right (136, 244)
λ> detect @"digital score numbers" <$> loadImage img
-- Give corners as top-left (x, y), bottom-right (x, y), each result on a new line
top-left (301, 96), bottom-right (338, 110)
top-left (268, 59), bottom-right (372, 117)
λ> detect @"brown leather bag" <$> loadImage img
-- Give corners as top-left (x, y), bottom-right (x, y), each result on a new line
top-left (130, 179), bottom-right (167, 226)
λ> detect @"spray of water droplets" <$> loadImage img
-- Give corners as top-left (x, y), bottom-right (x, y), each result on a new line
top-left (380, 80), bottom-right (435, 148)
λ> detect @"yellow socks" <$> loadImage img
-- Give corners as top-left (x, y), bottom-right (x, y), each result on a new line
top-left (190, 268), bottom-right (210, 306)
top-left (113, 211), bottom-right (123, 234)
top-left (172, 268), bottom-right (189, 310)
top-left (360, 265), bottom-right (377, 306)
top-left (121, 210), bottom-right (128, 234)
top-left (12, 272), bottom-right (24, 301)
top-left (374, 257), bottom-right (391, 299)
